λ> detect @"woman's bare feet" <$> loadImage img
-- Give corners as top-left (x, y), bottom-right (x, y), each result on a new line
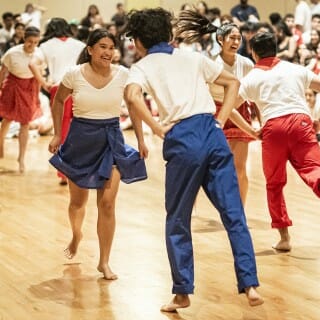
top-left (18, 158), bottom-right (25, 174)
top-left (272, 239), bottom-right (292, 251)
top-left (64, 233), bottom-right (83, 259)
top-left (160, 294), bottom-right (190, 312)
top-left (272, 227), bottom-right (291, 251)
top-left (97, 264), bottom-right (118, 280)
top-left (245, 287), bottom-right (264, 307)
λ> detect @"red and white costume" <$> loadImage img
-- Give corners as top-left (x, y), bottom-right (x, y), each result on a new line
top-left (0, 44), bottom-right (43, 124)
top-left (239, 57), bottom-right (320, 228)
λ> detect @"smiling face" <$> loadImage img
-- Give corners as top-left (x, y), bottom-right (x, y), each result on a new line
top-left (23, 35), bottom-right (40, 53)
top-left (219, 27), bottom-right (242, 55)
top-left (87, 36), bottom-right (115, 67)
top-left (305, 88), bottom-right (316, 108)
top-left (310, 29), bottom-right (320, 46)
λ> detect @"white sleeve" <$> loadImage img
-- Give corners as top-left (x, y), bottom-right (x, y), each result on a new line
top-left (1, 50), bottom-right (11, 69)
top-left (61, 67), bottom-right (75, 89)
top-left (125, 64), bottom-right (149, 92)
top-left (305, 68), bottom-right (317, 89)
top-left (201, 55), bottom-right (224, 83)
top-left (294, 4), bottom-right (305, 27)
top-left (239, 77), bottom-right (250, 101)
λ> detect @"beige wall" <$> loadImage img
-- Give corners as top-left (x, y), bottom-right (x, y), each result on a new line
top-left (1, 0), bottom-right (297, 32)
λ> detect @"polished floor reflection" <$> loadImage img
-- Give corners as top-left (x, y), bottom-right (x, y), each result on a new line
top-left (0, 132), bottom-right (319, 320)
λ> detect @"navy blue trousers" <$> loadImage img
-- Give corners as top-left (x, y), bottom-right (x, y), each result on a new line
top-left (163, 114), bottom-right (259, 294)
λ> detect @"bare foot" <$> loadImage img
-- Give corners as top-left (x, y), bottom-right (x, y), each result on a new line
top-left (160, 294), bottom-right (190, 312)
top-left (64, 233), bottom-right (83, 259)
top-left (245, 287), bottom-right (264, 307)
top-left (97, 264), bottom-right (118, 280)
top-left (18, 158), bottom-right (25, 174)
top-left (272, 240), bottom-right (292, 252)
top-left (273, 228), bottom-right (291, 251)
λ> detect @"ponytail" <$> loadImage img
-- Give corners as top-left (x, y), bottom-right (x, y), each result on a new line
top-left (174, 10), bottom-right (217, 43)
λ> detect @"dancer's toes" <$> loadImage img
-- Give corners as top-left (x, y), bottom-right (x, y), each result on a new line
top-left (18, 160), bottom-right (25, 174)
top-left (245, 287), bottom-right (264, 307)
top-left (97, 264), bottom-right (118, 280)
top-left (64, 247), bottom-right (75, 259)
top-left (272, 240), bottom-right (291, 252)
top-left (160, 294), bottom-right (190, 312)
top-left (64, 233), bottom-right (82, 259)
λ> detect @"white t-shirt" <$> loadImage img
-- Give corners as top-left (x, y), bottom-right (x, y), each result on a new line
top-left (39, 37), bottom-right (85, 84)
top-left (295, 1), bottom-right (312, 32)
top-left (0, 27), bottom-right (14, 44)
top-left (310, 3), bottom-right (320, 15)
top-left (209, 54), bottom-right (253, 103)
top-left (126, 48), bottom-right (223, 125)
top-left (21, 10), bottom-right (42, 29)
top-left (62, 64), bottom-right (129, 119)
top-left (239, 60), bottom-right (315, 125)
top-left (1, 44), bottom-right (43, 78)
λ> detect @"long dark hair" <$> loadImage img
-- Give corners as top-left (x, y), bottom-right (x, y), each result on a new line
top-left (174, 9), bottom-right (217, 43)
top-left (77, 28), bottom-right (117, 64)
top-left (40, 18), bottom-right (72, 44)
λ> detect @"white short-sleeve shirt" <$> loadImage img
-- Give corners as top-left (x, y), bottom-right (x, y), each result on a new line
top-left (295, 1), bottom-right (312, 33)
top-left (209, 54), bottom-right (253, 103)
top-left (1, 44), bottom-right (44, 78)
top-left (39, 37), bottom-right (85, 84)
top-left (126, 48), bottom-right (223, 125)
top-left (62, 64), bottom-right (129, 119)
top-left (239, 60), bottom-right (315, 125)
top-left (21, 10), bottom-right (42, 29)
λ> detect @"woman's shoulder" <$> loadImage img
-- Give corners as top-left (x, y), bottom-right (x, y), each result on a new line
top-left (113, 64), bottom-right (129, 77)
top-left (236, 54), bottom-right (254, 67)
top-left (5, 44), bottom-right (24, 55)
top-left (63, 64), bottom-right (82, 78)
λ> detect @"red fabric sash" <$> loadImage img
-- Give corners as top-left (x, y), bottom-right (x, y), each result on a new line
top-left (254, 57), bottom-right (281, 70)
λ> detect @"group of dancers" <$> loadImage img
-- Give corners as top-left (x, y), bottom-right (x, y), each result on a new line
top-left (1, 6), bottom-right (320, 313)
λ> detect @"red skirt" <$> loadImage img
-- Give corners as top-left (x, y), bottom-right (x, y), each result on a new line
top-left (50, 85), bottom-right (73, 180)
top-left (215, 100), bottom-right (254, 142)
top-left (0, 73), bottom-right (42, 125)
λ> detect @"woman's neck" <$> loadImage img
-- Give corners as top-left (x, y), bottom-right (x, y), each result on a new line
top-left (220, 51), bottom-right (236, 66)
top-left (89, 62), bottom-right (111, 76)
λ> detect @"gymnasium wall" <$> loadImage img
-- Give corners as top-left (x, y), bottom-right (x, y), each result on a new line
top-left (1, 0), bottom-right (296, 31)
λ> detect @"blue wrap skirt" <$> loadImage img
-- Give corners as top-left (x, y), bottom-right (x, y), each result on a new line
top-left (49, 117), bottom-right (147, 189)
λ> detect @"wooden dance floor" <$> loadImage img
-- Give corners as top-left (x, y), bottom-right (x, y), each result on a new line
top-left (0, 131), bottom-right (319, 320)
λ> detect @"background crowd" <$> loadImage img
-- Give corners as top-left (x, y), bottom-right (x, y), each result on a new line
top-left (0, 0), bottom-right (319, 139)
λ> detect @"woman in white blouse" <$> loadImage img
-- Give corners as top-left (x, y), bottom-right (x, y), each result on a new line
top-left (48, 29), bottom-right (147, 280)
top-left (209, 23), bottom-right (256, 206)
top-left (0, 26), bottom-right (45, 173)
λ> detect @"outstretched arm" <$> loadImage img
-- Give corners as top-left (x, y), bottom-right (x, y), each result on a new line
top-left (123, 84), bottom-right (149, 158)
top-left (0, 64), bottom-right (8, 89)
top-left (124, 83), bottom-right (173, 140)
top-left (213, 69), bottom-right (240, 127)
top-left (229, 108), bottom-right (260, 139)
top-left (29, 57), bottom-right (51, 92)
top-left (48, 83), bottom-right (72, 153)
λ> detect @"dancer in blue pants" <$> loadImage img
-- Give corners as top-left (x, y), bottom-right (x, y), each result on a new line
top-left (124, 8), bottom-right (263, 311)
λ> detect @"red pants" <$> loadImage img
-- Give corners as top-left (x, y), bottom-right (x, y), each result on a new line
top-left (262, 114), bottom-right (320, 228)
top-left (50, 85), bottom-right (73, 179)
